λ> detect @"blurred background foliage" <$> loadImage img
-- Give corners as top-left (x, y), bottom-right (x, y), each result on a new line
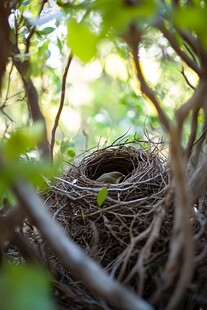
top-left (1, 0), bottom-right (200, 161)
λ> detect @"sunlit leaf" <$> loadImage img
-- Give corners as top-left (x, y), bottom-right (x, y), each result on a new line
top-left (97, 187), bottom-right (108, 207)
top-left (67, 19), bottom-right (99, 62)
top-left (4, 122), bottom-right (44, 160)
top-left (37, 27), bottom-right (55, 35)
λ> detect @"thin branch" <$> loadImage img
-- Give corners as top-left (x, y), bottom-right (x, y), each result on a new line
top-left (190, 108), bottom-right (207, 169)
top-left (183, 42), bottom-right (198, 65)
top-left (12, 44), bottom-right (49, 158)
top-left (132, 44), bottom-right (171, 132)
top-left (158, 23), bottom-right (201, 75)
top-left (25, 0), bottom-right (47, 54)
top-left (176, 80), bottom-right (207, 129)
top-left (177, 29), bottom-right (200, 59)
top-left (12, 181), bottom-right (153, 310)
top-left (185, 107), bottom-right (199, 159)
top-left (50, 54), bottom-right (73, 161)
top-left (181, 66), bottom-right (195, 90)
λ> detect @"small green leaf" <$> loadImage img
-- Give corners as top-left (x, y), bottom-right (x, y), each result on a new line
top-left (97, 187), bottom-right (108, 207)
top-left (67, 149), bottom-right (76, 158)
top-left (38, 27), bottom-right (55, 35)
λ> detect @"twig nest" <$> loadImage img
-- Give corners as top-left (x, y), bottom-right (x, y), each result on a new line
top-left (46, 144), bottom-right (170, 308)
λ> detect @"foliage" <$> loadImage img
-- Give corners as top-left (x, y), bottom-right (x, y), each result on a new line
top-left (0, 264), bottom-right (54, 310)
top-left (0, 122), bottom-right (61, 208)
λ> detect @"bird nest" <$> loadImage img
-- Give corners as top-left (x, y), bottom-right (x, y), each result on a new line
top-left (44, 143), bottom-right (173, 309)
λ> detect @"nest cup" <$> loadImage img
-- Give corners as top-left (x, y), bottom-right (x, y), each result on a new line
top-left (45, 144), bottom-right (171, 308)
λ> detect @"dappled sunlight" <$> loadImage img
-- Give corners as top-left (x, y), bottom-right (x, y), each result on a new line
top-left (104, 53), bottom-right (128, 81)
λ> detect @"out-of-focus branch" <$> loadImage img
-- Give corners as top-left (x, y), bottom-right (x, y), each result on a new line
top-left (0, 1), bottom-right (10, 91)
top-left (162, 127), bottom-right (194, 310)
top-left (181, 66), bottom-right (195, 90)
top-left (25, 0), bottom-right (47, 54)
top-left (8, 1), bottom-right (49, 158)
top-left (50, 54), bottom-right (73, 161)
top-left (12, 45), bottom-right (49, 158)
top-left (0, 207), bottom-right (24, 244)
top-left (190, 151), bottom-right (207, 203)
top-left (131, 45), bottom-right (170, 132)
top-left (158, 24), bottom-right (201, 75)
top-left (176, 80), bottom-right (207, 129)
top-left (185, 107), bottom-right (199, 159)
top-left (12, 181), bottom-right (153, 310)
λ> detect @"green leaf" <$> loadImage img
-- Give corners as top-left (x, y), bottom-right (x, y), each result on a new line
top-left (92, 0), bottom-right (156, 32)
top-left (37, 27), bottom-right (55, 35)
top-left (173, 6), bottom-right (206, 31)
top-left (67, 19), bottom-right (99, 63)
top-left (4, 122), bottom-right (44, 160)
top-left (97, 187), bottom-right (108, 207)
top-left (67, 149), bottom-right (76, 158)
top-left (22, 0), bottom-right (30, 6)
top-left (173, 6), bottom-right (207, 48)
top-left (0, 264), bottom-right (55, 310)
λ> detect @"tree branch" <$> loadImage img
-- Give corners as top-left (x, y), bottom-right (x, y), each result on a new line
top-left (181, 66), bottom-right (195, 90)
top-left (12, 45), bottom-right (49, 158)
top-left (50, 54), bottom-right (73, 161)
top-left (25, 0), bottom-right (47, 54)
top-left (132, 44), bottom-right (171, 132)
top-left (176, 80), bottom-right (207, 129)
top-left (158, 24), bottom-right (201, 75)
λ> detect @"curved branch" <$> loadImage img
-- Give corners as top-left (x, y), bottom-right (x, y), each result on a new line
top-left (132, 45), bottom-right (171, 132)
top-left (158, 24), bottom-right (201, 75)
top-left (50, 54), bottom-right (73, 161)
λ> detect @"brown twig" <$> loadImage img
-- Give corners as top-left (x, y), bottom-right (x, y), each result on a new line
top-left (185, 107), bottom-right (199, 159)
top-left (50, 54), bottom-right (73, 161)
top-left (181, 66), bottom-right (195, 90)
